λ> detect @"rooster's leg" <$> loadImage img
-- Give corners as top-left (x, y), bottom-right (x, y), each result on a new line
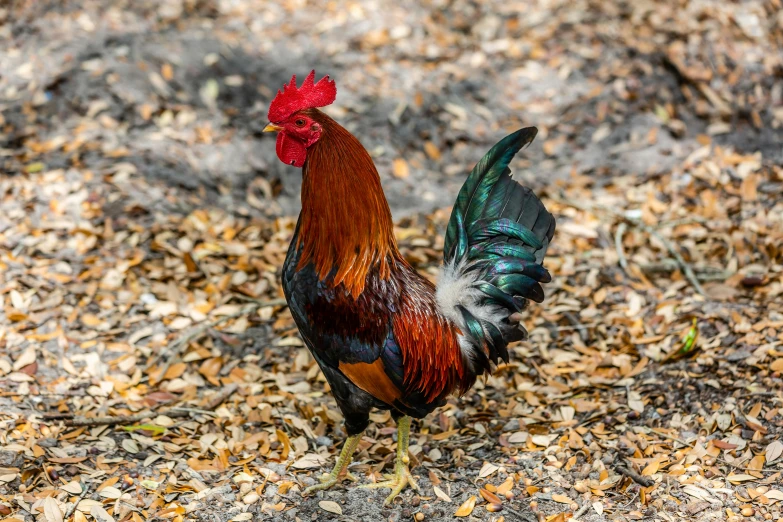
top-left (302, 433), bottom-right (362, 495)
top-left (359, 415), bottom-right (418, 505)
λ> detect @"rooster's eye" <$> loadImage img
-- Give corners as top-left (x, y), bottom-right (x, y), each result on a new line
top-left (295, 119), bottom-right (305, 127)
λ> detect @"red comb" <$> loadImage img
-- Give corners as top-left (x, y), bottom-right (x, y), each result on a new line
top-left (267, 70), bottom-right (336, 123)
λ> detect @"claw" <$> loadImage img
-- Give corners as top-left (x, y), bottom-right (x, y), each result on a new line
top-left (302, 469), bottom-right (359, 496)
top-left (302, 474), bottom-right (340, 496)
top-left (301, 433), bottom-right (362, 497)
top-left (359, 462), bottom-right (418, 505)
top-left (359, 416), bottom-right (418, 508)
top-left (364, 415), bottom-right (417, 505)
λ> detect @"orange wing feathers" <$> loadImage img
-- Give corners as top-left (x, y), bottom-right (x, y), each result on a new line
top-left (338, 359), bottom-right (402, 405)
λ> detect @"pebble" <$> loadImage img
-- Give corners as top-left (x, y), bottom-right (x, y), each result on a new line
top-left (741, 508), bottom-right (754, 517)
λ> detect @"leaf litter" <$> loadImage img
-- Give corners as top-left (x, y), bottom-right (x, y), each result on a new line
top-left (1, 0), bottom-right (782, 521)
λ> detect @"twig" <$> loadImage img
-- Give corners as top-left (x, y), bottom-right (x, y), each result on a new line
top-left (555, 322), bottom-right (599, 332)
top-left (572, 502), bottom-right (591, 520)
top-left (61, 410), bottom-right (185, 427)
top-left (654, 217), bottom-right (708, 229)
top-left (619, 491), bottom-right (640, 509)
top-left (63, 482), bottom-right (89, 520)
top-left (61, 384), bottom-right (239, 427)
top-left (615, 464), bottom-right (654, 487)
top-left (504, 504), bottom-right (538, 522)
top-left (144, 299), bottom-right (287, 376)
top-left (0, 391), bottom-right (87, 398)
top-left (648, 429), bottom-right (694, 447)
top-left (166, 407), bottom-right (217, 416)
top-left (564, 312), bottom-right (589, 342)
top-left (552, 195), bottom-right (707, 296)
top-left (639, 260), bottom-right (733, 282)
top-left (614, 221), bottom-right (631, 278)
top-left (203, 383), bottom-right (239, 410)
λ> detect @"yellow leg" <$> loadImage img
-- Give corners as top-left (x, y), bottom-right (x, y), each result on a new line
top-left (302, 433), bottom-right (362, 496)
top-left (359, 416), bottom-right (418, 505)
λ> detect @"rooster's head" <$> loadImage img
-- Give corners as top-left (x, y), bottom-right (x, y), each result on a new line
top-left (264, 71), bottom-right (336, 167)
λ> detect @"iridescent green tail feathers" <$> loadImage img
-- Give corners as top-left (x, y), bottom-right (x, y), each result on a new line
top-left (438, 128), bottom-right (555, 372)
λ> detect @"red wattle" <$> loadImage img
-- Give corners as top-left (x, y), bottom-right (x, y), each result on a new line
top-left (276, 132), bottom-right (307, 168)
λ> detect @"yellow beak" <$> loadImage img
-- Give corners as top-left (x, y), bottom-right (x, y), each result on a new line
top-left (263, 122), bottom-right (283, 133)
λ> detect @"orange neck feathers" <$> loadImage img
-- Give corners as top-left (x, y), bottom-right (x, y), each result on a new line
top-left (297, 109), bottom-right (399, 298)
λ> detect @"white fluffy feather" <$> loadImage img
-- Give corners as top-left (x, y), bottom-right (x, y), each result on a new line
top-left (436, 260), bottom-right (508, 359)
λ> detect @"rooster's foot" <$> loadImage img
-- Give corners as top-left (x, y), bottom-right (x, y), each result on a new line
top-left (301, 434), bottom-right (362, 497)
top-left (302, 471), bottom-right (357, 495)
top-left (359, 457), bottom-right (418, 506)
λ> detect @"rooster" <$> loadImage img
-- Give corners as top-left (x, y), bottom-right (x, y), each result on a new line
top-left (264, 71), bottom-right (555, 505)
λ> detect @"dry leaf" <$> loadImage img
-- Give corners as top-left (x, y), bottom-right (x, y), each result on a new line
top-left (434, 485), bottom-right (452, 502)
top-left (765, 441), bottom-right (783, 463)
top-left (478, 462), bottom-right (499, 478)
top-left (479, 488), bottom-right (502, 504)
top-left (318, 501), bottom-right (342, 515)
top-left (454, 496), bottom-right (477, 517)
top-left (531, 434), bottom-right (557, 447)
top-left (508, 432), bottom-right (528, 444)
top-left (496, 477), bottom-right (514, 496)
top-left (61, 481), bottom-right (83, 495)
top-left (291, 454), bottom-right (327, 469)
top-left (642, 461), bottom-right (659, 476)
top-left (12, 347), bottom-right (36, 371)
top-left (90, 505), bottom-right (116, 522)
top-left (392, 158), bottom-right (410, 178)
top-left (765, 490), bottom-right (783, 501)
top-left (99, 486), bottom-right (122, 499)
top-left (42, 497), bottom-right (63, 522)
top-left (727, 474), bottom-right (757, 484)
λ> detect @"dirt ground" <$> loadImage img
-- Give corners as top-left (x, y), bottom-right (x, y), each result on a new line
top-left (1, 1), bottom-right (782, 522)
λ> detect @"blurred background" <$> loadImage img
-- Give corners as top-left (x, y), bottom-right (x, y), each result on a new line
top-left (3, 0), bottom-right (781, 217)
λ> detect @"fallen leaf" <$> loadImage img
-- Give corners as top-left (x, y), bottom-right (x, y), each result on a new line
top-left (12, 347), bottom-right (36, 371)
top-left (727, 474), bottom-right (757, 484)
top-left (434, 485), bottom-right (452, 502)
top-left (765, 441), bottom-right (783, 463)
top-left (479, 488), bottom-right (502, 504)
top-left (42, 497), bottom-right (63, 522)
top-left (478, 462), bottom-right (499, 478)
top-left (454, 496), bottom-right (477, 517)
top-left (531, 434), bottom-right (557, 447)
top-left (291, 454), bottom-right (327, 469)
top-left (61, 481), bottom-right (83, 494)
top-left (392, 158), bottom-right (410, 178)
top-left (318, 501), bottom-right (342, 515)
top-left (508, 432), bottom-right (528, 444)
top-left (642, 461), bottom-right (659, 476)
top-left (90, 505), bottom-right (116, 522)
